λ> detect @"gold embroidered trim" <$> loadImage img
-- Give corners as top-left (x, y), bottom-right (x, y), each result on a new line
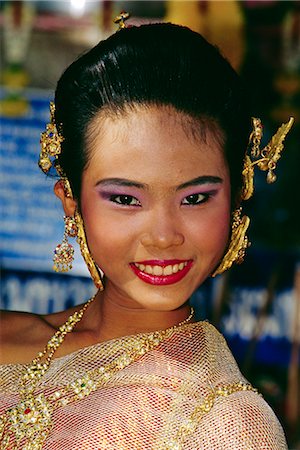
top-left (160, 382), bottom-right (259, 449)
top-left (0, 311), bottom-right (194, 449)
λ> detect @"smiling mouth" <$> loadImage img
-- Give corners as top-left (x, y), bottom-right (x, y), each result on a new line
top-left (133, 261), bottom-right (188, 276)
top-left (130, 260), bottom-right (193, 285)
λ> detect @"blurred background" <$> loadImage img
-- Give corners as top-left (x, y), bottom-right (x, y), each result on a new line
top-left (0, 1), bottom-right (299, 447)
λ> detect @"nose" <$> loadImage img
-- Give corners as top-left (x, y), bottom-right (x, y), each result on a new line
top-left (140, 209), bottom-right (184, 250)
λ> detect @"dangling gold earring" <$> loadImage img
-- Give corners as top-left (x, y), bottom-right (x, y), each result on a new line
top-left (53, 216), bottom-right (77, 272)
top-left (53, 212), bottom-right (104, 291)
top-left (212, 116), bottom-right (294, 276)
top-left (39, 103), bottom-right (105, 290)
top-left (212, 208), bottom-right (250, 277)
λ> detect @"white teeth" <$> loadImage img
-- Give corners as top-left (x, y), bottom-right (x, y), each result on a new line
top-left (134, 261), bottom-right (189, 276)
top-left (163, 265), bottom-right (173, 276)
top-left (144, 265), bottom-right (153, 274)
top-left (172, 264), bottom-right (179, 273)
top-left (153, 266), bottom-right (163, 275)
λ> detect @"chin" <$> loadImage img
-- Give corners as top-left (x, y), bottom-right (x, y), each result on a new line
top-left (130, 286), bottom-right (192, 312)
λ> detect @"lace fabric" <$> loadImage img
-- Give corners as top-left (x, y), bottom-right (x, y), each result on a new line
top-left (0, 322), bottom-right (287, 449)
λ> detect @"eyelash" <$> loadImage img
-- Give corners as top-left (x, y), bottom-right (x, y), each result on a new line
top-left (181, 193), bottom-right (211, 205)
top-left (109, 195), bottom-right (141, 206)
top-left (109, 192), bottom-right (212, 207)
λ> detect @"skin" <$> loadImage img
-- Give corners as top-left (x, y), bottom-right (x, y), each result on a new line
top-left (0, 106), bottom-right (231, 364)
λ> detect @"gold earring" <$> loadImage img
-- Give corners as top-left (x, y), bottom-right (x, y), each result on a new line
top-left (53, 216), bottom-right (77, 272)
top-left (56, 179), bottom-right (103, 290)
top-left (212, 208), bottom-right (250, 277)
top-left (40, 103), bottom-right (103, 290)
top-left (53, 213), bottom-right (104, 291)
top-left (75, 211), bottom-right (104, 291)
top-left (213, 116), bottom-right (294, 276)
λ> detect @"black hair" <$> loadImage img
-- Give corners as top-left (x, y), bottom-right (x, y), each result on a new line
top-left (55, 23), bottom-right (250, 204)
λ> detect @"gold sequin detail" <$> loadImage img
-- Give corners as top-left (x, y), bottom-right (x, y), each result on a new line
top-left (0, 306), bottom-right (194, 449)
top-left (161, 382), bottom-right (259, 449)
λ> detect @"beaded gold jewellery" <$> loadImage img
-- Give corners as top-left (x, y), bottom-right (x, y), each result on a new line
top-left (38, 102), bottom-right (103, 290)
top-left (39, 102), bottom-right (63, 174)
top-left (0, 304), bottom-right (195, 449)
top-left (242, 117), bottom-right (294, 199)
top-left (53, 215), bottom-right (77, 272)
top-left (212, 116), bottom-right (294, 276)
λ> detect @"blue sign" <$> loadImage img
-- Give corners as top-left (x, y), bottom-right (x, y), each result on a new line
top-left (0, 91), bottom-right (89, 277)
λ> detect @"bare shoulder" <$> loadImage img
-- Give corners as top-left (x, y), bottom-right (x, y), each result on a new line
top-left (0, 310), bottom-right (46, 364)
top-left (1, 309), bottom-right (42, 339)
top-left (0, 304), bottom-right (86, 365)
top-left (0, 307), bottom-right (69, 365)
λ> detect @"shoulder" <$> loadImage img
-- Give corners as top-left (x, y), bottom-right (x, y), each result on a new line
top-left (187, 321), bottom-right (231, 350)
top-left (191, 388), bottom-right (288, 449)
top-left (182, 321), bottom-right (244, 381)
top-left (179, 325), bottom-right (287, 447)
top-left (0, 308), bottom-right (71, 365)
top-left (0, 310), bottom-right (45, 364)
top-left (0, 309), bottom-right (42, 338)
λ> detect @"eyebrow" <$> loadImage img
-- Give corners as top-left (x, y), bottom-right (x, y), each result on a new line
top-left (176, 176), bottom-right (223, 190)
top-left (96, 176), bottom-right (223, 190)
top-left (95, 178), bottom-right (145, 188)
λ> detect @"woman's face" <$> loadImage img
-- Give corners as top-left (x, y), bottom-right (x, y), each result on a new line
top-left (80, 106), bottom-right (231, 311)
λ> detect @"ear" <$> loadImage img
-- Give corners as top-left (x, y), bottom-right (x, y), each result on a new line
top-left (54, 180), bottom-right (77, 216)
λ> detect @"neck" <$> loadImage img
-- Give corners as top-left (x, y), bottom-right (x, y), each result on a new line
top-left (85, 289), bottom-right (193, 343)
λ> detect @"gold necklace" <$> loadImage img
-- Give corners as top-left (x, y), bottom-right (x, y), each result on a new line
top-left (0, 300), bottom-right (194, 450)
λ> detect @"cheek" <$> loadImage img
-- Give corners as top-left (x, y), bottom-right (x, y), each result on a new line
top-left (84, 223), bottom-right (125, 274)
top-left (83, 214), bottom-right (122, 251)
top-left (80, 202), bottom-right (137, 267)
top-left (189, 207), bottom-right (231, 254)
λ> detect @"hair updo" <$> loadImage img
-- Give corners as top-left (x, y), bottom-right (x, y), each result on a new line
top-left (54, 23), bottom-right (250, 204)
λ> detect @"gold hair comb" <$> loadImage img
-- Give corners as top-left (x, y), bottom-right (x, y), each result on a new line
top-left (113, 11), bottom-right (130, 30)
top-left (39, 102), bottom-right (64, 174)
top-left (242, 117), bottom-right (294, 201)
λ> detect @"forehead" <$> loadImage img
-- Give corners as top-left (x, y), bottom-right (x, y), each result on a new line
top-left (84, 105), bottom-right (228, 183)
top-left (87, 104), bottom-right (224, 149)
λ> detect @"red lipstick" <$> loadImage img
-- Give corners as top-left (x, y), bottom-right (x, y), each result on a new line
top-left (130, 260), bottom-right (193, 286)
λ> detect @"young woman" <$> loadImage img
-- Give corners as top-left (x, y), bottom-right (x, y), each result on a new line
top-left (0, 19), bottom-right (293, 449)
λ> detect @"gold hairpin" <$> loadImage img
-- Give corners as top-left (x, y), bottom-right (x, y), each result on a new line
top-left (213, 115), bottom-right (294, 277)
top-left (113, 11), bottom-right (130, 30)
top-left (242, 117), bottom-right (294, 200)
top-left (39, 102), bottom-right (64, 174)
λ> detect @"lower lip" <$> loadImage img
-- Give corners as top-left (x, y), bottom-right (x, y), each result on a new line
top-left (130, 261), bottom-right (193, 286)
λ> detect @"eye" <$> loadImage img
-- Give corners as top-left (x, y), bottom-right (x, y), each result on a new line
top-left (110, 195), bottom-right (141, 206)
top-left (181, 193), bottom-right (209, 205)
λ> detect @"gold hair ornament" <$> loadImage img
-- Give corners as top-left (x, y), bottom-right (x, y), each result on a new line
top-left (39, 102), bottom-right (64, 174)
top-left (242, 117), bottom-right (294, 201)
top-left (39, 103), bottom-right (103, 291)
top-left (113, 11), bottom-right (130, 30)
top-left (212, 116), bottom-right (294, 277)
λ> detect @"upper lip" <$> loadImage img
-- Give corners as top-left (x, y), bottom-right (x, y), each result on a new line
top-left (132, 259), bottom-right (191, 267)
